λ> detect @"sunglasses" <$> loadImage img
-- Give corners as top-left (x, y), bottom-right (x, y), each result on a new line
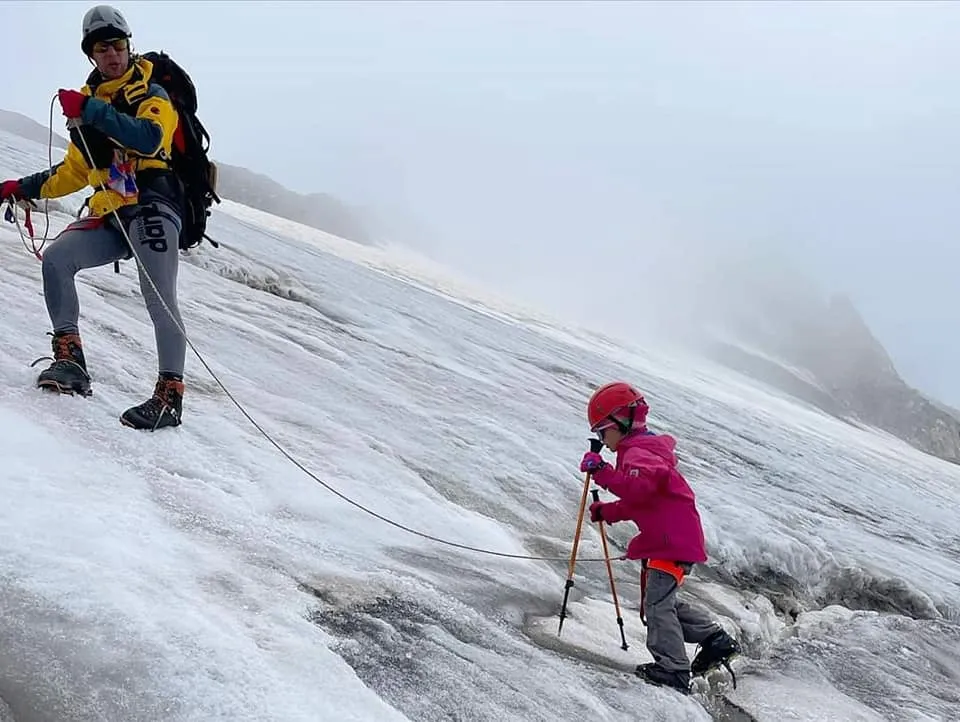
top-left (594, 423), bottom-right (617, 440)
top-left (92, 38), bottom-right (129, 53)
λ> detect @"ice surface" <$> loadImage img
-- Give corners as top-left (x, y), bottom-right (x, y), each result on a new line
top-left (0, 127), bottom-right (958, 721)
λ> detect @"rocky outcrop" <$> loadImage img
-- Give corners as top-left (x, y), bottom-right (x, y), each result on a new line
top-left (705, 286), bottom-right (960, 464)
top-left (644, 239), bottom-right (960, 463)
top-left (804, 296), bottom-right (960, 462)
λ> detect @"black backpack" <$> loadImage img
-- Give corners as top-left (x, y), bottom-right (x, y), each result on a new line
top-left (141, 51), bottom-right (221, 249)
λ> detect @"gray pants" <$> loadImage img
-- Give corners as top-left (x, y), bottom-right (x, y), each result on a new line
top-left (644, 568), bottom-right (720, 672)
top-left (41, 198), bottom-right (186, 377)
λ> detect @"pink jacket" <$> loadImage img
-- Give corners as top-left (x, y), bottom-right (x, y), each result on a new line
top-left (591, 430), bottom-right (708, 563)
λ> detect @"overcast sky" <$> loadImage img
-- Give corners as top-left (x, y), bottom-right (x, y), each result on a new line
top-left (3, 1), bottom-right (959, 403)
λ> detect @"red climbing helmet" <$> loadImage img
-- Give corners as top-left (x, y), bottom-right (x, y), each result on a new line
top-left (587, 381), bottom-right (649, 432)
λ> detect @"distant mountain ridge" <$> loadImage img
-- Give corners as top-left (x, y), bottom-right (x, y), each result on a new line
top-left (0, 110), bottom-right (69, 152)
top-left (0, 108), bottom-right (375, 246)
top-left (212, 162), bottom-right (374, 246)
top-left (6, 108), bottom-right (959, 464)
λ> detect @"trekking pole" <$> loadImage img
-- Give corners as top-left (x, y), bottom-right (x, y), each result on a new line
top-left (592, 487), bottom-right (628, 650)
top-left (558, 438), bottom-right (604, 636)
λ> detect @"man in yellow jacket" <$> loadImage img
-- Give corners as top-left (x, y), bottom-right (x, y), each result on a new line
top-left (0, 5), bottom-right (187, 431)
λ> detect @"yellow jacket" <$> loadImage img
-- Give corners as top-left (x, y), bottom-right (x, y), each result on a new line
top-left (18, 57), bottom-right (179, 217)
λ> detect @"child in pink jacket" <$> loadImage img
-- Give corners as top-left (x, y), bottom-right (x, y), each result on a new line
top-left (580, 381), bottom-right (740, 692)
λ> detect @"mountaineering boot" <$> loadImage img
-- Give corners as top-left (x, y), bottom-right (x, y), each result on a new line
top-left (691, 628), bottom-right (741, 681)
top-left (34, 332), bottom-right (92, 396)
top-left (120, 374), bottom-right (183, 430)
top-left (635, 663), bottom-right (691, 694)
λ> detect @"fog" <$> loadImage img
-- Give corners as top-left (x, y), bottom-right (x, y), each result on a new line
top-left (3, 1), bottom-right (959, 400)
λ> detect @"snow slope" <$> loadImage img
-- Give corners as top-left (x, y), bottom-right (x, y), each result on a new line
top-left (1, 127), bottom-right (959, 722)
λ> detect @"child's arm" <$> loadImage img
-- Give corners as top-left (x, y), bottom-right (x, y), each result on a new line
top-left (591, 447), bottom-right (670, 505)
top-left (592, 499), bottom-right (630, 524)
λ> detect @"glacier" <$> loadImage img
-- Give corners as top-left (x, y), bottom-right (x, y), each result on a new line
top-left (0, 127), bottom-right (958, 721)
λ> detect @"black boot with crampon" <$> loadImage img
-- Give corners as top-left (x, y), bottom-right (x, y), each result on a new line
top-left (33, 331), bottom-right (92, 397)
top-left (691, 629), bottom-right (742, 687)
top-left (120, 374), bottom-right (184, 430)
top-left (635, 663), bottom-right (691, 694)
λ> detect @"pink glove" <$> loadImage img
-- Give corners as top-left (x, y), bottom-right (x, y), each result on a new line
top-left (580, 451), bottom-right (607, 473)
top-left (0, 180), bottom-right (22, 201)
top-left (58, 88), bottom-right (87, 119)
top-left (589, 500), bottom-right (606, 523)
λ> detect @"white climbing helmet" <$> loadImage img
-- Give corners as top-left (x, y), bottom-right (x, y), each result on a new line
top-left (81, 5), bottom-right (132, 55)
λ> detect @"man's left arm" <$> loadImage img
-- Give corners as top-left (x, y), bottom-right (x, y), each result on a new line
top-left (81, 84), bottom-right (178, 157)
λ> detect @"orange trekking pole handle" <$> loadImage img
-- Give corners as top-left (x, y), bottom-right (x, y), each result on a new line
top-left (558, 438), bottom-right (604, 636)
top-left (592, 487), bottom-right (628, 650)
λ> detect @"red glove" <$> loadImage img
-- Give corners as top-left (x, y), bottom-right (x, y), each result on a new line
top-left (0, 180), bottom-right (22, 201)
top-left (58, 88), bottom-right (87, 119)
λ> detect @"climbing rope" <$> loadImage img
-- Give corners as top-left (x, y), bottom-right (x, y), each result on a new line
top-left (4, 199), bottom-right (39, 259)
top-left (3, 95), bottom-right (60, 259)
top-left (63, 115), bottom-right (617, 566)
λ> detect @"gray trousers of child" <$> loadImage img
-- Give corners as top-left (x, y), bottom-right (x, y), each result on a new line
top-left (645, 567), bottom-right (720, 672)
top-left (41, 197), bottom-right (186, 377)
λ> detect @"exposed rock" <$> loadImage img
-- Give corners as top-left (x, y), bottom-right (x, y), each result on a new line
top-left (701, 272), bottom-right (960, 464)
